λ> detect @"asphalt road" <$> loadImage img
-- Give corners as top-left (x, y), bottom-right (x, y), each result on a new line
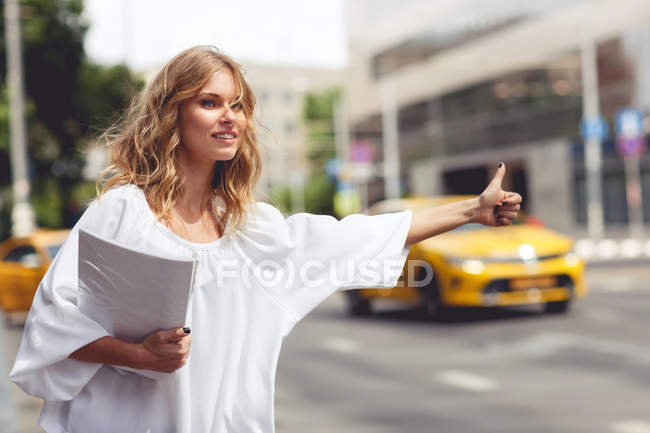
top-left (3, 264), bottom-right (650, 433)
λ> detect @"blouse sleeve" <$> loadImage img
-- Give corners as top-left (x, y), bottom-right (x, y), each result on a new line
top-left (235, 203), bottom-right (412, 322)
top-left (9, 186), bottom-right (141, 401)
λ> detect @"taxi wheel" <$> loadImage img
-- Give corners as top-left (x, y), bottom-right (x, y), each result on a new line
top-left (544, 300), bottom-right (570, 314)
top-left (345, 291), bottom-right (372, 316)
top-left (419, 276), bottom-right (449, 318)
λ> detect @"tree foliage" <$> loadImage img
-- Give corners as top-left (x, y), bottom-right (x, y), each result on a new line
top-left (0, 0), bottom-right (143, 238)
top-left (301, 87), bottom-right (340, 215)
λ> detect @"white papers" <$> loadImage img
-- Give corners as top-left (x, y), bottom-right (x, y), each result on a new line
top-left (77, 229), bottom-right (197, 380)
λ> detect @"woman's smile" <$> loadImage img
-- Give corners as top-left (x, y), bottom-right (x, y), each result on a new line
top-left (211, 129), bottom-right (238, 145)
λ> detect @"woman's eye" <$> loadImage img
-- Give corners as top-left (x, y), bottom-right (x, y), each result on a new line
top-left (201, 99), bottom-right (216, 107)
top-left (230, 102), bottom-right (243, 111)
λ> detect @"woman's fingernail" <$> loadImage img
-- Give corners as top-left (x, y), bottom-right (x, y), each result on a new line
top-left (498, 162), bottom-right (503, 168)
top-left (503, 201), bottom-right (508, 206)
top-left (493, 205), bottom-right (500, 215)
top-left (183, 327), bottom-right (191, 334)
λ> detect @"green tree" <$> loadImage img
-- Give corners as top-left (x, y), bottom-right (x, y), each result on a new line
top-left (302, 88), bottom-right (340, 215)
top-left (0, 0), bottom-right (142, 238)
top-left (0, 0), bottom-right (87, 158)
top-left (76, 63), bottom-right (142, 133)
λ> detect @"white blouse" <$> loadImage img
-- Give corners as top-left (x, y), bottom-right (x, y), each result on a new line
top-left (10, 184), bottom-right (412, 433)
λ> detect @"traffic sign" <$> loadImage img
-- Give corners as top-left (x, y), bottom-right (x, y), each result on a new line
top-left (616, 136), bottom-right (646, 158)
top-left (580, 116), bottom-right (608, 141)
top-left (324, 158), bottom-right (341, 181)
top-left (616, 108), bottom-right (643, 139)
top-left (337, 181), bottom-right (355, 191)
top-left (349, 140), bottom-right (375, 163)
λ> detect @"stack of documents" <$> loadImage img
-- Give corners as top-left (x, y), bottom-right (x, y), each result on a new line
top-left (77, 229), bottom-right (197, 379)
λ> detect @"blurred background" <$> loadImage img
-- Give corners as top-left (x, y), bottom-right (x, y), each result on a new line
top-left (1, 0), bottom-right (650, 432)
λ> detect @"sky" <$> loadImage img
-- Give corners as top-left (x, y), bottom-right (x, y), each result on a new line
top-left (83, 0), bottom-right (347, 72)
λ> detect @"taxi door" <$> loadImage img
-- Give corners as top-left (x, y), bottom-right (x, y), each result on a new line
top-left (0, 242), bottom-right (45, 311)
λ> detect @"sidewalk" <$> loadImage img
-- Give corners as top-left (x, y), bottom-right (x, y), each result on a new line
top-left (1, 313), bottom-right (43, 433)
top-left (1, 315), bottom-right (19, 433)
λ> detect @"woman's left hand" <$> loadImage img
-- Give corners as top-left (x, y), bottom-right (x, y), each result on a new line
top-left (474, 162), bottom-right (523, 227)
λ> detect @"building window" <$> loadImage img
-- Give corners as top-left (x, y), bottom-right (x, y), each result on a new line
top-left (283, 92), bottom-right (292, 105)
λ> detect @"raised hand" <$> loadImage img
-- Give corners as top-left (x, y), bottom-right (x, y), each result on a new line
top-left (474, 162), bottom-right (523, 227)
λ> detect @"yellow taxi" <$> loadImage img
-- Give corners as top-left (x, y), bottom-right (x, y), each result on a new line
top-left (344, 196), bottom-right (587, 317)
top-left (0, 229), bottom-right (69, 312)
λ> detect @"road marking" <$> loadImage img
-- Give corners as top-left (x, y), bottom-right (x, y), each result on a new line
top-left (320, 337), bottom-right (361, 354)
top-left (611, 420), bottom-right (650, 433)
top-left (486, 332), bottom-right (650, 365)
top-left (434, 370), bottom-right (499, 392)
top-left (487, 332), bottom-right (573, 358)
top-left (580, 308), bottom-right (621, 323)
top-left (588, 277), bottom-right (643, 293)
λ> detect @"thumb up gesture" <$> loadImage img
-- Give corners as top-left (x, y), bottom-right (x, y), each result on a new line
top-left (475, 162), bottom-right (523, 227)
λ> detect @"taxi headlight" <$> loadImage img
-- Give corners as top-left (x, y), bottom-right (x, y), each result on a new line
top-left (563, 243), bottom-right (582, 267)
top-left (564, 251), bottom-right (581, 267)
top-left (449, 258), bottom-right (485, 275)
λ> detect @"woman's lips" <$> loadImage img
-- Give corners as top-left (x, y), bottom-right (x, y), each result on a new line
top-left (212, 136), bottom-right (236, 144)
top-left (211, 132), bottom-right (237, 144)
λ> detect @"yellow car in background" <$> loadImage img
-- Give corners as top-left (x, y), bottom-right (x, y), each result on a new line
top-left (344, 196), bottom-right (587, 317)
top-left (0, 229), bottom-right (69, 313)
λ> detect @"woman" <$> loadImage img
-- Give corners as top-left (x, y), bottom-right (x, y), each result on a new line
top-left (10, 46), bottom-right (521, 433)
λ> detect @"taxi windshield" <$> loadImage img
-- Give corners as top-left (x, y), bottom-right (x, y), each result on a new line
top-left (47, 244), bottom-right (62, 259)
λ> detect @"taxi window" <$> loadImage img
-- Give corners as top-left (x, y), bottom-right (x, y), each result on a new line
top-left (47, 244), bottom-right (62, 259)
top-left (3, 245), bottom-right (41, 267)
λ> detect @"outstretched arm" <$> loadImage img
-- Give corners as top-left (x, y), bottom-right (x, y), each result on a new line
top-left (405, 162), bottom-right (523, 247)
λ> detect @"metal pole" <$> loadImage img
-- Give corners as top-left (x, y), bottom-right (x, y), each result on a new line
top-left (359, 181), bottom-right (368, 210)
top-left (581, 36), bottom-right (604, 240)
top-left (380, 77), bottom-right (400, 199)
top-left (5, 0), bottom-right (36, 237)
top-left (333, 93), bottom-right (350, 167)
top-left (333, 91), bottom-right (364, 208)
top-left (269, 110), bottom-right (288, 205)
top-left (624, 156), bottom-right (644, 237)
top-left (289, 171), bottom-right (305, 213)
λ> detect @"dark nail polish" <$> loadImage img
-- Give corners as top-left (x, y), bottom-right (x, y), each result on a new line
top-left (498, 162), bottom-right (503, 168)
top-left (503, 201), bottom-right (508, 206)
top-left (183, 327), bottom-right (191, 334)
top-left (493, 205), bottom-right (500, 215)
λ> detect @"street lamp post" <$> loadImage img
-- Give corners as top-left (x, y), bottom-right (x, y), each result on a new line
top-left (581, 36), bottom-right (605, 241)
top-left (380, 76), bottom-right (400, 200)
top-left (4, 0), bottom-right (36, 237)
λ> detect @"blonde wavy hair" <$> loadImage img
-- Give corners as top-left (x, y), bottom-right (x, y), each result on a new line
top-left (97, 46), bottom-right (262, 236)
